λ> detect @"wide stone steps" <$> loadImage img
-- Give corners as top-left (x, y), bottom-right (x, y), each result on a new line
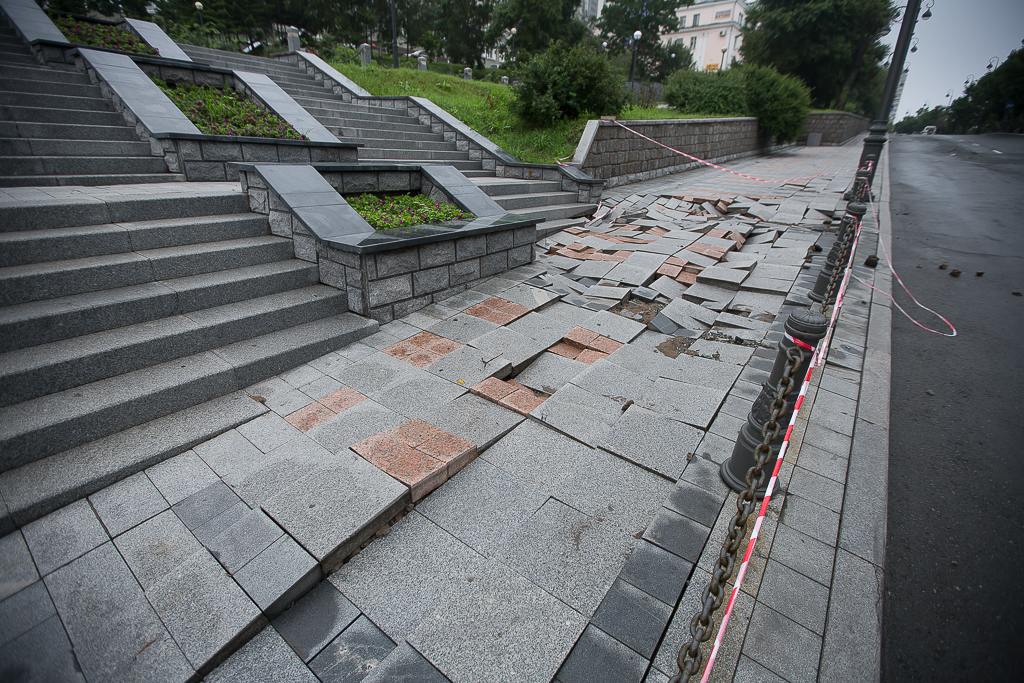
top-left (508, 202), bottom-right (598, 222)
top-left (298, 103), bottom-right (429, 127)
top-left (354, 137), bottom-right (459, 152)
top-left (0, 76), bottom-right (103, 97)
top-left (0, 284), bottom-right (347, 408)
top-left (356, 147), bottom-right (470, 161)
top-left (490, 191), bottom-right (579, 211)
top-left (0, 137), bottom-right (154, 157)
top-left (0, 259), bottom-right (320, 352)
top-left (0, 119), bottom-right (143, 141)
top-left (0, 89), bottom-right (117, 111)
top-left (0, 105), bottom-right (128, 126)
top-left (1, 154), bottom-right (168, 177)
top-left (0, 64), bottom-right (94, 84)
top-left (0, 171), bottom-right (183, 187)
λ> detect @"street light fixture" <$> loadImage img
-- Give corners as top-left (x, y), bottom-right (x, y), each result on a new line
top-left (921, 0), bottom-right (933, 20)
top-left (628, 29), bottom-right (641, 84)
top-left (910, 37), bottom-right (918, 53)
top-left (194, 1), bottom-right (204, 28)
top-left (964, 74), bottom-right (975, 87)
top-left (720, 46), bottom-right (727, 69)
top-left (946, 89), bottom-right (954, 107)
top-left (986, 57), bottom-right (999, 71)
top-left (510, 27), bottom-right (516, 74)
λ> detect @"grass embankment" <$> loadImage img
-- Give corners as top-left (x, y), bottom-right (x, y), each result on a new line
top-left (327, 62), bottom-right (697, 164)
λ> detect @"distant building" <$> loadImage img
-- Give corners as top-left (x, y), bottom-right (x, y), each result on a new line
top-left (582, 0), bottom-right (607, 20)
top-left (661, 0), bottom-right (749, 71)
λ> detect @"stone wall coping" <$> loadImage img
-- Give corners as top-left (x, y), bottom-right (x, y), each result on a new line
top-left (122, 17), bottom-right (191, 62)
top-left (289, 50), bottom-right (372, 98)
top-left (237, 163), bottom-right (541, 255)
top-left (0, 0), bottom-right (69, 45)
top-left (232, 70), bottom-right (339, 143)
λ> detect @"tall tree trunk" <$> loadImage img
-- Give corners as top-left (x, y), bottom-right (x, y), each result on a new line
top-left (834, 39), bottom-right (870, 111)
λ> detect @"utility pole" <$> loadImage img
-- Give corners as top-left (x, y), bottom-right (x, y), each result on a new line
top-left (390, 0), bottom-right (399, 68)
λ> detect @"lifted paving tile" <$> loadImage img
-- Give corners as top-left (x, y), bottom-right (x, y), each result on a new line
top-left (273, 580), bottom-right (360, 663)
top-left (309, 614), bottom-right (397, 683)
top-left (600, 405), bottom-right (704, 480)
top-left (207, 626), bottom-right (319, 683)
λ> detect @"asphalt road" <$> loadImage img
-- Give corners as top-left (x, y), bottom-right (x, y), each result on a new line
top-left (882, 134), bottom-right (1024, 681)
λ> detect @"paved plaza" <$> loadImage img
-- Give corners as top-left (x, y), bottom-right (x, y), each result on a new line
top-left (0, 139), bottom-right (891, 683)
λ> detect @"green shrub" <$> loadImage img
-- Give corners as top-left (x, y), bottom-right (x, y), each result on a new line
top-left (511, 41), bottom-right (625, 126)
top-left (52, 15), bottom-right (158, 56)
top-left (154, 80), bottom-right (306, 140)
top-left (742, 66), bottom-right (811, 143)
top-left (346, 193), bottom-right (474, 231)
top-left (663, 65), bottom-right (811, 143)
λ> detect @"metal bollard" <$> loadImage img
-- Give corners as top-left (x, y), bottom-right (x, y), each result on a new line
top-left (859, 121), bottom-right (887, 186)
top-left (286, 26), bottom-right (300, 52)
top-left (463, 67), bottom-right (473, 80)
top-left (359, 43), bottom-right (371, 67)
top-left (417, 56), bottom-right (427, 71)
top-left (500, 76), bottom-right (509, 85)
top-left (720, 309), bottom-right (829, 496)
top-left (808, 198), bottom-right (866, 304)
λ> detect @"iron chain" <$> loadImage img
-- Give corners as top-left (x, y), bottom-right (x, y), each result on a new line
top-left (819, 175), bottom-right (867, 314)
top-left (671, 344), bottom-right (805, 683)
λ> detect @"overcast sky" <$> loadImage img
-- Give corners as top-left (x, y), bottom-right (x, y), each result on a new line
top-left (879, 0), bottom-right (1024, 121)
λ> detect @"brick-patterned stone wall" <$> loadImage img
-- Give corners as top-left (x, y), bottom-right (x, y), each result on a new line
top-left (157, 137), bottom-right (356, 181)
top-left (575, 118), bottom-right (764, 188)
top-left (799, 112), bottom-right (870, 145)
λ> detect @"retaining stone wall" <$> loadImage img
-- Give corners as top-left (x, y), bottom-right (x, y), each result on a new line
top-left (800, 112), bottom-right (870, 145)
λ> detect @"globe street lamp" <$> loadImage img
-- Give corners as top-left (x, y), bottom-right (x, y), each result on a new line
top-left (628, 29), bottom-right (641, 84)
top-left (510, 27), bottom-right (516, 74)
top-left (194, 1), bottom-right (204, 28)
top-left (720, 46), bottom-right (727, 69)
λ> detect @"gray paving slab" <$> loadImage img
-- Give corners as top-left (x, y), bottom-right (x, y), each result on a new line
top-left (618, 539), bottom-right (693, 607)
top-left (600, 405), bottom-right (703, 480)
top-left (697, 265), bottom-right (749, 290)
top-left (309, 615), bottom-right (397, 683)
top-left (334, 351), bottom-right (424, 396)
top-left (0, 614), bottom-right (85, 683)
top-left (661, 298), bottom-right (717, 328)
top-left (806, 387), bottom-right (857, 437)
top-left (114, 509), bottom-right (204, 590)
top-left (802, 422), bottom-right (853, 458)
top-left (420, 393), bottom-right (524, 451)
top-left (0, 532), bottom-right (38, 602)
top-left (580, 310), bottom-right (647, 343)
top-left (265, 388), bottom-right (317, 415)
top-left (660, 353), bottom-right (743, 390)
top-left (147, 548), bottom-right (264, 670)
top-left (817, 549), bottom-right (884, 683)
top-left (606, 343), bottom-right (677, 382)
top-left (273, 580), bottom-right (360, 663)
top-left (0, 579), bottom-right (55, 648)
top-left (642, 378), bottom-right (728, 429)
top-left (426, 345), bottom-right (513, 386)
top-left (205, 507), bottom-right (284, 574)
top-left (506, 310), bottom-right (573, 347)
top-left (261, 453), bottom-right (408, 570)
top-left (426, 312), bottom-right (500, 344)
top-left (410, 555), bottom-right (587, 683)
top-left (89, 471), bottom-right (169, 538)
top-left (360, 641), bottom-right (450, 683)
top-left (837, 417), bottom-right (888, 567)
top-left (337, 341), bottom-right (378, 361)
top-left (468, 326), bottom-right (549, 374)
top-left (437, 289), bottom-right (490, 311)
top-left (688, 339), bottom-right (757, 365)
top-left (45, 543), bottom-right (193, 683)
top-left (415, 459), bottom-right (548, 558)
top-left (305, 400), bottom-right (408, 455)
top-left (729, 290), bottom-right (786, 317)
top-left (173, 480), bottom-right (242, 531)
top-left (556, 623), bottom-right (649, 683)
top-left (590, 578), bottom-right (673, 659)
top-left (642, 507), bottom-right (711, 563)
top-left (653, 566), bottom-right (713, 675)
top-left (498, 283), bottom-right (561, 310)
top-left (663, 479), bottom-right (727, 529)
top-left (280, 364), bottom-right (325, 389)
top-left (682, 283), bottom-right (736, 307)
top-left (330, 512), bottom-right (489, 643)
top-left (788, 466), bottom-right (844, 513)
top-left (355, 331), bottom-right (400, 351)
top-left (532, 382), bottom-right (622, 447)
top-left (233, 534), bottom-right (322, 617)
top-left (371, 370), bottom-right (467, 420)
top-left (733, 655), bottom-right (789, 683)
top-left (307, 351), bottom-right (355, 380)
top-left (583, 284), bottom-right (631, 302)
top-left (605, 251), bottom-right (668, 286)
top-left (649, 274), bottom-right (689, 300)
top-left (300, 375), bottom-right (345, 401)
top-left (515, 351), bottom-right (587, 394)
top-left (779, 493), bottom-right (839, 547)
top-left (742, 603), bottom-right (822, 683)
top-left (569, 357), bottom-right (650, 402)
top-left (207, 626), bottom-right (319, 683)
top-left (570, 260), bottom-right (616, 278)
top-left (22, 499), bottom-right (108, 577)
top-left (237, 412), bottom-right (303, 453)
top-left (146, 450), bottom-right (221, 505)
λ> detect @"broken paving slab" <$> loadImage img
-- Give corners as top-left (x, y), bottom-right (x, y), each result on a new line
top-left (497, 284), bottom-right (561, 311)
top-left (601, 405), bottom-right (704, 480)
top-left (661, 298), bottom-right (718, 329)
top-left (531, 383), bottom-right (622, 448)
top-left (579, 310), bottom-right (647, 344)
top-left (426, 345), bottom-right (512, 387)
top-left (419, 393), bottom-right (524, 452)
top-left (515, 352), bottom-right (588, 395)
top-left (696, 266), bottom-right (749, 290)
top-left (604, 251), bottom-right (668, 287)
top-left (650, 275), bottom-right (689, 300)
top-left (680, 283), bottom-right (736, 309)
top-left (468, 326), bottom-right (550, 374)
top-left (569, 260), bottom-right (616, 279)
top-left (584, 284), bottom-right (631, 303)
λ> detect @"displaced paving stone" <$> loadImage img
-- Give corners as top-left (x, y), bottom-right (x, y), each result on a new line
top-left (205, 507), bottom-right (284, 574)
top-left (500, 385), bottom-right (549, 415)
top-left (173, 481), bottom-right (242, 531)
top-left (661, 298), bottom-right (718, 328)
top-left (498, 283), bottom-right (562, 311)
top-left (370, 371), bottom-right (468, 421)
top-left (642, 507), bottom-right (711, 563)
top-left (0, 613), bottom-right (83, 682)
top-left (304, 400), bottom-right (407, 458)
top-left (547, 339), bottom-right (586, 360)
top-left (207, 627), bottom-right (318, 683)
top-left (273, 581), bottom-right (360, 663)
top-left (427, 345), bottom-right (512, 387)
top-left (426, 312), bottom-right (500, 344)
top-left (697, 265), bottom-right (749, 290)
top-left (146, 450), bottom-right (221, 505)
top-left (688, 339), bottom-right (757, 365)
top-left (601, 405), bottom-right (703, 480)
top-left (605, 251), bottom-right (668, 286)
top-left (580, 310), bottom-right (646, 343)
top-left (618, 540), bottom-right (693, 606)
top-left (465, 297), bottom-right (531, 326)
top-left (532, 383), bottom-right (621, 447)
top-left (514, 351), bottom-right (587, 394)
top-left (114, 509), bottom-right (204, 590)
top-left (421, 394), bottom-right (524, 451)
top-left (590, 578), bottom-right (673, 659)
top-left (469, 326), bottom-right (549, 374)
top-left (237, 412), bottom-right (303, 454)
top-left (583, 284), bottom-right (631, 303)
top-left (469, 376), bottom-right (517, 402)
top-left (556, 623), bottom-right (648, 683)
top-left (309, 615), bottom-right (396, 683)
top-left (232, 534), bottom-right (322, 617)
top-left (22, 499), bottom-right (108, 577)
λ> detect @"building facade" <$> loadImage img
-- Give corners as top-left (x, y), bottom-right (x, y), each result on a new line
top-left (661, 0), bottom-right (749, 71)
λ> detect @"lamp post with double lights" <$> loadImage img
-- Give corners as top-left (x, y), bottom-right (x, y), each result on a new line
top-left (628, 29), bottom-right (642, 85)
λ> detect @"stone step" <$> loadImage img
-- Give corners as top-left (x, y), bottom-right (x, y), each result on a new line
top-left (0, 120), bottom-right (142, 141)
top-left (0, 137), bottom-right (154, 157)
top-left (0, 105), bottom-right (127, 126)
top-left (0, 76), bottom-right (103, 98)
top-left (299, 104), bottom-right (423, 127)
top-left (354, 137), bottom-right (458, 152)
top-left (0, 42), bottom-right (30, 55)
top-left (0, 312), bottom-right (378, 472)
top-left (0, 260), bottom-right (320, 352)
top-left (0, 185), bottom-right (249, 231)
top-left (462, 169), bottom-right (496, 178)
top-left (356, 147), bottom-right (470, 161)
top-left (490, 191), bottom-right (578, 211)
top-left (472, 177), bottom-right (563, 196)
top-left (0, 53), bottom-right (37, 65)
top-left (288, 97), bottom-right (421, 122)
top-left (0, 390), bottom-right (268, 528)
top-left (0, 284), bottom-right (347, 407)
top-left (0, 235), bottom-right (293, 305)
top-left (535, 216), bottom-right (589, 239)
top-left (1, 154), bottom-right (168, 177)
top-left (0, 90), bottom-right (114, 112)
top-left (510, 202), bottom-right (598, 223)
top-left (329, 126), bottom-right (444, 143)
top-left (0, 212), bottom-right (270, 267)
top-left (0, 65), bottom-right (93, 84)
top-left (0, 172), bottom-right (184, 187)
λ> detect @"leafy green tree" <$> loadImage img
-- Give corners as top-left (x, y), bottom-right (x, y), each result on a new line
top-left (484, 0), bottom-right (589, 60)
top-left (740, 0), bottom-right (896, 114)
top-left (512, 40), bottom-right (625, 124)
top-left (598, 0), bottom-right (691, 81)
top-left (434, 0), bottom-right (492, 66)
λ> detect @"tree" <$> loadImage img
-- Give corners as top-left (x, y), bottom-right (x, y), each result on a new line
top-left (598, 0), bottom-right (691, 82)
top-left (434, 0), bottom-right (492, 67)
top-left (740, 0), bottom-right (896, 114)
top-left (484, 0), bottom-right (589, 60)
top-left (512, 40), bottom-right (625, 124)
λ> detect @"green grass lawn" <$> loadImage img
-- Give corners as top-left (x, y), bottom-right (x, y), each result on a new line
top-left (327, 61), bottom-right (715, 164)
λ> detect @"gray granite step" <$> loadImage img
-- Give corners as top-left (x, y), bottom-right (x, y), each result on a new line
top-left (0, 76), bottom-right (103, 98)
top-left (508, 202), bottom-right (598, 222)
top-left (1, 154), bottom-right (168, 177)
top-left (0, 91), bottom-right (115, 112)
top-left (0, 105), bottom-right (126, 126)
top-left (356, 147), bottom-right (470, 161)
top-left (491, 191), bottom-right (578, 211)
top-left (0, 137), bottom-right (154, 158)
top-left (0, 65), bottom-right (93, 83)
top-left (473, 177), bottom-right (563, 196)
top-left (0, 172), bottom-right (183, 187)
top-left (0, 120), bottom-right (144, 141)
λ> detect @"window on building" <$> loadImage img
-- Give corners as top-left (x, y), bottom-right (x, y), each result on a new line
top-left (679, 16), bottom-right (686, 28)
top-left (690, 36), bottom-right (697, 50)
top-left (692, 14), bottom-right (699, 26)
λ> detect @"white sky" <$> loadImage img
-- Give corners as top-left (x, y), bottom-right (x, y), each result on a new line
top-left (880, 0), bottom-right (1024, 120)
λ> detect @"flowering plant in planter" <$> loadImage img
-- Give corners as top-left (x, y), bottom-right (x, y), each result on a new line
top-left (52, 15), bottom-right (159, 56)
top-left (155, 79), bottom-right (307, 140)
top-left (347, 193), bottom-right (474, 231)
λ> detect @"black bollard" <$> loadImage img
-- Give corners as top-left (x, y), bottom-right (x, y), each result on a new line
top-left (808, 197), bottom-right (867, 304)
top-left (720, 309), bottom-right (829, 496)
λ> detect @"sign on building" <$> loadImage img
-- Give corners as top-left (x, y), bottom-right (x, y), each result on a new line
top-left (715, 9), bottom-right (731, 19)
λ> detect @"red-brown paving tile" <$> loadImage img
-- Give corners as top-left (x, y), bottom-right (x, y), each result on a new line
top-left (405, 348), bottom-right (442, 368)
top-left (423, 337), bottom-right (461, 356)
top-left (567, 242), bottom-right (587, 251)
top-left (666, 256), bottom-right (689, 267)
top-left (364, 442), bottom-right (447, 502)
top-left (565, 227), bottom-right (584, 234)
top-left (675, 271), bottom-right (698, 285)
top-left (319, 387), bottom-right (367, 413)
top-left (555, 248), bottom-right (583, 259)
top-left (417, 429), bottom-right (476, 465)
top-left (500, 388), bottom-right (548, 415)
top-left (706, 228), bottom-right (728, 239)
top-left (392, 419), bottom-right (440, 448)
top-left (382, 340), bottom-right (423, 363)
top-left (464, 302), bottom-right (514, 325)
top-left (612, 251), bottom-right (631, 262)
top-left (470, 377), bottom-right (517, 402)
top-left (682, 264), bottom-right (704, 274)
top-left (407, 331), bottom-right (445, 348)
top-left (548, 340), bottom-right (585, 360)
top-left (564, 326), bottom-right (600, 347)
top-left (350, 430), bottom-right (405, 461)
top-left (649, 227), bottom-right (669, 236)
top-left (486, 298), bottom-right (531, 323)
top-left (589, 335), bottom-right (624, 354)
top-left (657, 264), bottom-right (682, 278)
top-left (284, 402), bottom-right (336, 432)
top-left (576, 349), bottom-right (609, 365)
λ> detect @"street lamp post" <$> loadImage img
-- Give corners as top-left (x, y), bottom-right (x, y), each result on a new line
top-left (720, 46), bottom-right (727, 69)
top-left (510, 27), bottom-right (516, 75)
top-left (390, 0), bottom-right (398, 68)
top-left (628, 29), bottom-right (641, 84)
top-left (194, 1), bottom-right (204, 28)
top-left (858, 0), bottom-right (924, 188)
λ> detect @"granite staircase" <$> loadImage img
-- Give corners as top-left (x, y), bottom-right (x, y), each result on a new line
top-left (0, 21), bottom-right (177, 187)
top-left (0, 185), bottom-right (377, 530)
top-left (179, 44), bottom-right (596, 229)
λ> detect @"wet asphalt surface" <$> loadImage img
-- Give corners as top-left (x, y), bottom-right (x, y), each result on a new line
top-left (882, 134), bottom-right (1024, 681)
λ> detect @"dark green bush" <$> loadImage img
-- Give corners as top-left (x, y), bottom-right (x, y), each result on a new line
top-left (511, 41), bottom-right (625, 126)
top-left (663, 65), bottom-right (811, 143)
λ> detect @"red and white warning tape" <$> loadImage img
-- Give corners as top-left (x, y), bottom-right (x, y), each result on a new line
top-left (699, 214), bottom-right (865, 683)
top-left (611, 121), bottom-right (857, 184)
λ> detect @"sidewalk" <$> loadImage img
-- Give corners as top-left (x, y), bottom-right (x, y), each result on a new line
top-left (0, 139), bottom-right (891, 683)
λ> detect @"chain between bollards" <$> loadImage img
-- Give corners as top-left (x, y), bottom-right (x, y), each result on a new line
top-left (672, 344), bottom-right (805, 683)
